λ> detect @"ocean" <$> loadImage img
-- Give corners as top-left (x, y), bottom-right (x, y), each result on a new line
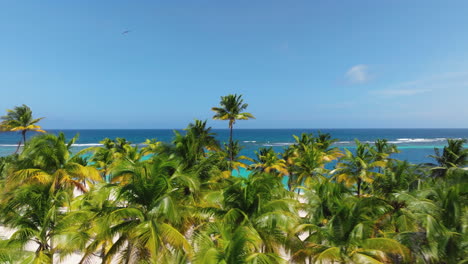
top-left (1, 129), bottom-right (468, 165)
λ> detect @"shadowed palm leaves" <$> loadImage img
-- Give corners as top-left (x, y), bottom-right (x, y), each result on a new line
top-left (0, 182), bottom-right (69, 264)
top-left (0, 104), bottom-right (45, 153)
top-left (373, 160), bottom-right (423, 198)
top-left (220, 140), bottom-right (252, 173)
top-left (172, 120), bottom-right (220, 168)
top-left (52, 183), bottom-right (119, 263)
top-left (193, 173), bottom-right (298, 263)
top-left (374, 139), bottom-right (399, 161)
top-left (411, 169), bottom-right (468, 263)
top-left (428, 138), bottom-right (468, 177)
top-left (93, 157), bottom-right (194, 263)
top-left (293, 194), bottom-right (410, 264)
top-left (212, 94), bottom-right (254, 162)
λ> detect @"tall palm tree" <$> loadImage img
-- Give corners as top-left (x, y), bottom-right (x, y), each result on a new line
top-left (212, 94), bottom-right (255, 162)
top-left (0, 104), bottom-right (45, 153)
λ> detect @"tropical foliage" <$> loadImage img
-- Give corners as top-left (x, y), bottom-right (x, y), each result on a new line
top-left (212, 94), bottom-right (255, 163)
top-left (0, 104), bottom-right (45, 153)
top-left (0, 100), bottom-right (466, 264)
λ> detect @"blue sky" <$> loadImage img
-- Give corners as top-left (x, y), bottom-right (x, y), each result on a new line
top-left (1, 0), bottom-right (468, 128)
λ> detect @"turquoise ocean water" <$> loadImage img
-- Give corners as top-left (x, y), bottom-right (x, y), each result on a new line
top-left (1, 129), bottom-right (467, 166)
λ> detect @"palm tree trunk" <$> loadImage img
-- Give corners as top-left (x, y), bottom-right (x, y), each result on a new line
top-left (15, 140), bottom-right (21, 154)
top-left (15, 130), bottom-right (27, 154)
top-left (22, 130), bottom-right (27, 145)
top-left (124, 242), bottom-right (132, 264)
top-left (229, 121), bottom-right (233, 162)
top-left (100, 242), bottom-right (107, 260)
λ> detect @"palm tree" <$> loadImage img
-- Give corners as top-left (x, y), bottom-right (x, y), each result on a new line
top-left (284, 133), bottom-right (342, 191)
top-left (140, 138), bottom-right (163, 156)
top-left (373, 160), bottom-right (422, 198)
top-left (0, 181), bottom-right (69, 263)
top-left (221, 140), bottom-right (253, 172)
top-left (193, 173), bottom-right (298, 263)
top-left (374, 139), bottom-right (399, 161)
top-left (428, 138), bottom-right (468, 177)
top-left (187, 119), bottom-right (220, 153)
top-left (251, 147), bottom-right (289, 176)
top-left (332, 140), bottom-right (386, 197)
top-left (212, 94), bottom-right (255, 162)
top-left (0, 104), bottom-right (45, 153)
top-left (97, 157), bottom-right (194, 262)
top-left (292, 197), bottom-right (410, 264)
top-left (8, 133), bottom-right (101, 193)
top-left (81, 137), bottom-right (139, 182)
top-left (172, 120), bottom-right (221, 168)
top-left (0, 239), bottom-right (33, 263)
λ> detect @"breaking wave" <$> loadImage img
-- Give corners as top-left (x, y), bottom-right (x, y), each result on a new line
top-left (263, 142), bottom-right (294, 147)
top-left (389, 138), bottom-right (448, 144)
top-left (257, 138), bottom-right (456, 147)
top-left (71, 143), bottom-right (104, 147)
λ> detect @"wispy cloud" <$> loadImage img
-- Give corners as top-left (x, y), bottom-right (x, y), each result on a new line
top-left (345, 64), bottom-right (370, 84)
top-left (372, 89), bottom-right (429, 96)
top-left (372, 71), bottom-right (468, 97)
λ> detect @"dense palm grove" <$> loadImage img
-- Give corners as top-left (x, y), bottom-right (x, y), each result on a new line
top-left (0, 96), bottom-right (466, 264)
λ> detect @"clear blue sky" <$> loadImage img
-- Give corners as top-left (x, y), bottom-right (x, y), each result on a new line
top-left (1, 0), bottom-right (468, 128)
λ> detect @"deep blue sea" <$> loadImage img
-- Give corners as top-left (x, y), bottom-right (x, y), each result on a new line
top-left (1, 129), bottom-right (468, 165)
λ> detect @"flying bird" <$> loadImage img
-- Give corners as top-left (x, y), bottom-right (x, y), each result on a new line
top-left (122, 30), bottom-right (131, 35)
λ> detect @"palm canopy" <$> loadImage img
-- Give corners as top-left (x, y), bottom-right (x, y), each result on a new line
top-left (0, 181), bottom-right (70, 264)
top-left (332, 140), bottom-right (386, 197)
top-left (193, 173), bottom-right (298, 263)
top-left (8, 133), bottom-right (101, 193)
top-left (212, 94), bottom-right (254, 162)
top-left (101, 157), bottom-right (194, 262)
top-left (251, 147), bottom-right (289, 176)
top-left (293, 195), bottom-right (410, 264)
top-left (284, 133), bottom-right (342, 191)
top-left (428, 138), bottom-right (468, 177)
top-left (172, 120), bottom-right (221, 168)
top-left (211, 94), bottom-right (255, 125)
top-left (0, 104), bottom-right (45, 153)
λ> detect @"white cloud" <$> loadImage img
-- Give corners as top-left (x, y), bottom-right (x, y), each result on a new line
top-left (345, 64), bottom-right (370, 84)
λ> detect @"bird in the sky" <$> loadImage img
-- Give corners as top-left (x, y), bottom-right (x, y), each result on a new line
top-left (122, 30), bottom-right (131, 35)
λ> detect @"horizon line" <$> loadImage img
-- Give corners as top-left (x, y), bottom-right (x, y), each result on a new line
top-left (33, 127), bottom-right (468, 130)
